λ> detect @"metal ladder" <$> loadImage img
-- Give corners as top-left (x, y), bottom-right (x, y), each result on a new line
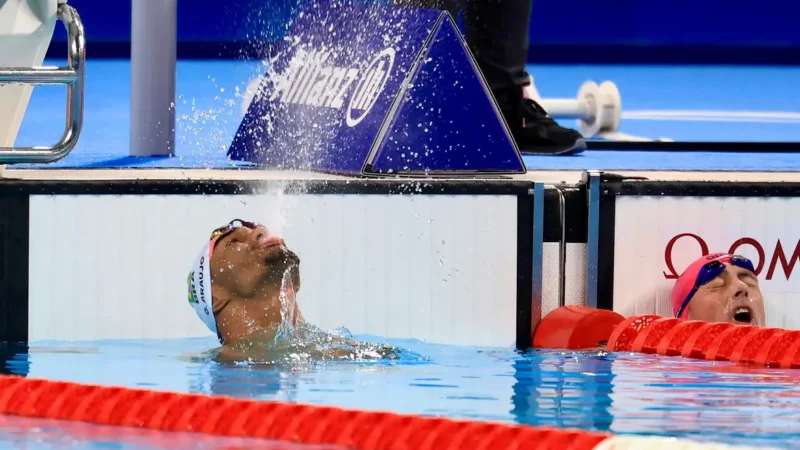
top-left (0, 2), bottom-right (85, 164)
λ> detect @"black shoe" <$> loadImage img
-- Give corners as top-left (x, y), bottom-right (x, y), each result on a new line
top-left (497, 88), bottom-right (586, 155)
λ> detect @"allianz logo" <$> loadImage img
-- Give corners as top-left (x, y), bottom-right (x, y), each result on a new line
top-left (269, 47), bottom-right (396, 127)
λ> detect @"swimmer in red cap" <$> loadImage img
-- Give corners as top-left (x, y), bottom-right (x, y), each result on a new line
top-left (671, 253), bottom-right (765, 326)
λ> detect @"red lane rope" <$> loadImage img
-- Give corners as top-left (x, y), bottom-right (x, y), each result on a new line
top-left (535, 307), bottom-right (800, 368)
top-left (606, 315), bottom-right (799, 368)
top-left (0, 374), bottom-right (611, 450)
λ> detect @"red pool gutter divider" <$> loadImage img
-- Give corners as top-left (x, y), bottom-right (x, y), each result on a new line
top-left (535, 306), bottom-right (800, 368)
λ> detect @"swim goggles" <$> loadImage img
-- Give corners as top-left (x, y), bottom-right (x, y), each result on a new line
top-left (674, 255), bottom-right (756, 319)
top-left (209, 219), bottom-right (261, 243)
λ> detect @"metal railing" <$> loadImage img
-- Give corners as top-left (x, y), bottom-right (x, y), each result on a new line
top-left (0, 3), bottom-right (85, 164)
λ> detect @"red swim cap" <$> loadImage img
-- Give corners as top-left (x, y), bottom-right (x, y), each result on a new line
top-left (671, 253), bottom-right (733, 319)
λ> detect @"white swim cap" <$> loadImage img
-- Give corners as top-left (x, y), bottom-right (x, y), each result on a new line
top-left (187, 238), bottom-right (218, 334)
top-left (187, 219), bottom-right (262, 338)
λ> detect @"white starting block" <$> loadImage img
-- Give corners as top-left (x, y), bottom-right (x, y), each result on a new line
top-left (0, 0), bottom-right (85, 164)
top-left (525, 78), bottom-right (621, 138)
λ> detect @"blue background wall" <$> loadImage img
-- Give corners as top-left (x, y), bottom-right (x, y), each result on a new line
top-left (50, 0), bottom-right (800, 64)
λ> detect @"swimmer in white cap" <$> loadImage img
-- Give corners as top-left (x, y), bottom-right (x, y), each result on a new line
top-left (188, 219), bottom-right (399, 362)
top-left (188, 219), bottom-right (302, 346)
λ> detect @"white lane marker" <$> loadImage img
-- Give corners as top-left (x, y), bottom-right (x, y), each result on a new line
top-left (623, 110), bottom-right (800, 124)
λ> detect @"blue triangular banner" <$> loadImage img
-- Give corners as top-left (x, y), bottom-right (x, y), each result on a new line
top-left (228, 3), bottom-right (525, 176)
top-left (367, 14), bottom-right (524, 175)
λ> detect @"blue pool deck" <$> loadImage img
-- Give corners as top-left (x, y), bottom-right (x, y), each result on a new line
top-left (9, 60), bottom-right (800, 173)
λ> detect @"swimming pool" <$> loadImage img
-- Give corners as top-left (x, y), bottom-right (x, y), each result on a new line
top-left (4, 13), bottom-right (800, 450)
top-left (2, 334), bottom-right (798, 448)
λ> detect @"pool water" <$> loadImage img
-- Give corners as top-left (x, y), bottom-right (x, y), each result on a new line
top-left (2, 333), bottom-right (799, 448)
top-left (0, 415), bottom-right (340, 449)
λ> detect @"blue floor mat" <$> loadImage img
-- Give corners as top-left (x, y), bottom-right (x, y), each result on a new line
top-left (10, 59), bottom-right (800, 171)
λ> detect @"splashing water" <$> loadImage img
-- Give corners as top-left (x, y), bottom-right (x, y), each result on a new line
top-left (265, 323), bottom-right (417, 366)
top-left (246, 178), bottom-right (310, 239)
top-left (268, 264), bottom-right (412, 365)
top-left (183, 2), bottom-right (443, 366)
top-left (220, 323), bottom-right (416, 367)
top-left (214, 263), bottom-right (420, 367)
top-left (274, 266), bottom-right (298, 341)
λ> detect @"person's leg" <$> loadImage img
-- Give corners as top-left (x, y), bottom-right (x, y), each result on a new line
top-left (392, 0), bottom-right (461, 19)
top-left (463, 0), bottom-right (530, 93)
top-left (393, 0), bottom-right (585, 154)
top-left (464, 0), bottom-right (585, 155)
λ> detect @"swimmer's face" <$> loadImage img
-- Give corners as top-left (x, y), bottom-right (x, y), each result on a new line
top-left (209, 224), bottom-right (300, 307)
top-left (687, 263), bottom-right (765, 326)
